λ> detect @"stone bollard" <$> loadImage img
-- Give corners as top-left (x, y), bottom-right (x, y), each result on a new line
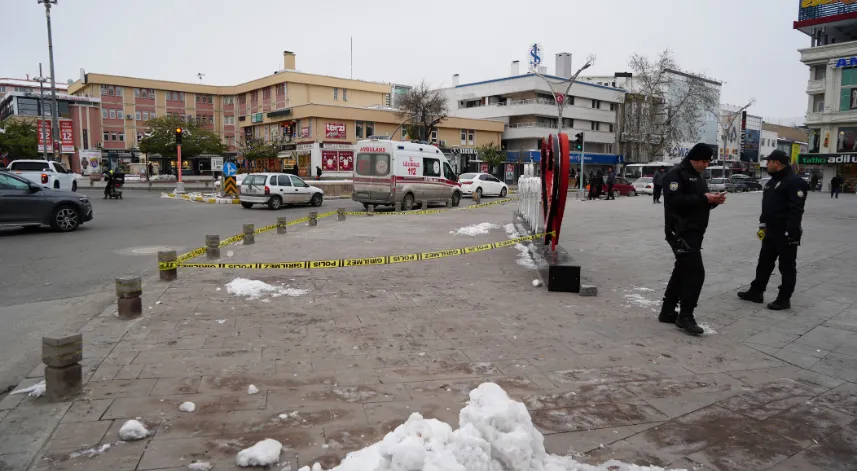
top-left (309, 211), bottom-right (318, 227)
top-left (337, 208), bottom-right (346, 221)
top-left (277, 216), bottom-right (287, 235)
top-left (473, 192), bottom-right (481, 204)
top-left (115, 277), bottom-right (142, 319)
top-left (243, 224), bottom-right (255, 245)
top-left (368, 205), bottom-right (374, 216)
top-left (206, 235), bottom-right (220, 259)
top-left (42, 334), bottom-right (83, 401)
top-left (158, 250), bottom-right (177, 281)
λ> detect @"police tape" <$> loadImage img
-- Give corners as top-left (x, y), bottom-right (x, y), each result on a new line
top-left (159, 232), bottom-right (549, 271)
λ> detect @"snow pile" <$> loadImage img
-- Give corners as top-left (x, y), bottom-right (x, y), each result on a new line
top-left (298, 382), bottom-right (681, 471)
top-left (10, 380), bottom-right (45, 398)
top-left (698, 323), bottom-right (717, 335)
top-left (179, 401), bottom-right (196, 412)
top-left (188, 461), bottom-right (213, 471)
top-left (503, 224), bottom-right (538, 270)
top-left (69, 443), bottom-right (111, 459)
top-left (247, 384), bottom-right (260, 395)
top-left (226, 278), bottom-right (308, 300)
top-left (623, 294), bottom-right (662, 308)
top-left (236, 438), bottom-right (283, 467)
top-left (532, 280), bottom-right (543, 287)
top-left (452, 223), bottom-right (500, 236)
top-left (118, 420), bottom-right (149, 440)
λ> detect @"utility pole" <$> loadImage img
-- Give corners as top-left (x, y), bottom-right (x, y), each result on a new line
top-left (38, 0), bottom-right (61, 161)
top-left (34, 64), bottom-right (49, 159)
top-left (715, 99), bottom-right (755, 176)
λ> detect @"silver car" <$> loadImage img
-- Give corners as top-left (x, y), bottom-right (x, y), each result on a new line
top-left (708, 178), bottom-right (727, 192)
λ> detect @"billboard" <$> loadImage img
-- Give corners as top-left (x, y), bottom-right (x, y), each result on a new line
top-left (37, 119), bottom-right (74, 153)
top-left (325, 122), bottom-right (346, 139)
top-left (742, 129), bottom-right (760, 162)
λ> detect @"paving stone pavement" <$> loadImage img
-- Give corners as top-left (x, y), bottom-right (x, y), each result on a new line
top-left (1, 193), bottom-right (855, 471)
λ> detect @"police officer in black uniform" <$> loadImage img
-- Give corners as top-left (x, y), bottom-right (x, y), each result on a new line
top-left (738, 149), bottom-right (809, 310)
top-left (658, 143), bottom-right (726, 335)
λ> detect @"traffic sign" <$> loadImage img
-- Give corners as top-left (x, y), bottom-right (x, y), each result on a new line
top-left (555, 94), bottom-right (564, 105)
top-left (223, 176), bottom-right (238, 196)
top-left (223, 162), bottom-right (237, 177)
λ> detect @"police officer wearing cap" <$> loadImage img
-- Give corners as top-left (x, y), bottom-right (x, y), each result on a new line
top-left (738, 149), bottom-right (809, 310)
top-left (659, 143), bottom-right (726, 335)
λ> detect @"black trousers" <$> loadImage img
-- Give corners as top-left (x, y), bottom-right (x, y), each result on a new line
top-left (606, 183), bottom-right (614, 199)
top-left (653, 184), bottom-right (663, 202)
top-left (750, 232), bottom-right (798, 300)
top-left (664, 231), bottom-right (705, 312)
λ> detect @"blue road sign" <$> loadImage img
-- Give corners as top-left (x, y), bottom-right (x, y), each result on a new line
top-left (223, 162), bottom-right (237, 177)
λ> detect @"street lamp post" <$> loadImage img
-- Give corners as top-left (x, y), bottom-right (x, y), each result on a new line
top-left (715, 99), bottom-right (755, 176)
top-left (34, 64), bottom-right (50, 160)
top-left (38, 0), bottom-right (60, 161)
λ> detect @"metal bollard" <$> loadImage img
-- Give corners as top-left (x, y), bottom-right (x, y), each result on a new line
top-left (158, 250), bottom-right (177, 281)
top-left (115, 276), bottom-right (142, 319)
top-left (243, 224), bottom-right (255, 245)
top-left (277, 216), bottom-right (287, 235)
top-left (206, 234), bottom-right (220, 259)
top-left (368, 205), bottom-right (374, 216)
top-left (309, 211), bottom-right (318, 227)
top-left (42, 334), bottom-right (83, 401)
top-left (337, 208), bottom-right (346, 221)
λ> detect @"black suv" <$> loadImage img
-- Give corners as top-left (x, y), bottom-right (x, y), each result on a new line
top-left (0, 170), bottom-right (93, 232)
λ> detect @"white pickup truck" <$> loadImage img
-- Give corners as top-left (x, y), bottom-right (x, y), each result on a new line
top-left (6, 160), bottom-right (77, 191)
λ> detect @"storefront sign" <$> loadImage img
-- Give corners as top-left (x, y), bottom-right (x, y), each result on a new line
top-left (321, 143), bottom-right (353, 150)
top-left (480, 163), bottom-right (489, 173)
top-left (79, 150), bottom-right (101, 175)
top-left (790, 143), bottom-right (801, 164)
top-left (338, 151), bottom-right (354, 171)
top-left (836, 57), bottom-right (857, 68)
top-left (211, 157), bottom-right (223, 171)
top-left (37, 119), bottom-right (74, 153)
top-left (300, 127), bottom-right (310, 138)
top-left (296, 144), bottom-right (314, 151)
top-left (321, 150), bottom-right (338, 171)
top-left (505, 163), bottom-right (515, 182)
top-left (250, 113), bottom-right (264, 123)
top-left (798, 153), bottom-right (857, 165)
top-left (325, 122), bottom-right (346, 139)
top-left (452, 147), bottom-right (477, 155)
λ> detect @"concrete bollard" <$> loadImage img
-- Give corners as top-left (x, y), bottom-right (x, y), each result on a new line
top-left (309, 211), bottom-right (318, 227)
top-left (421, 200), bottom-right (428, 211)
top-left (473, 192), bottom-right (481, 204)
top-left (206, 234), bottom-right (220, 259)
top-left (277, 216), bottom-right (287, 235)
top-left (42, 334), bottom-right (83, 401)
top-left (158, 250), bottom-right (177, 281)
top-left (337, 208), bottom-right (346, 221)
top-left (368, 205), bottom-right (375, 216)
top-left (243, 224), bottom-right (255, 245)
top-left (115, 276), bottom-right (143, 319)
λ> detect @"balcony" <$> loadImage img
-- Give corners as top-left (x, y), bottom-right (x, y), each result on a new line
top-left (453, 98), bottom-right (616, 123)
top-left (799, 42), bottom-right (857, 64)
top-left (505, 122), bottom-right (615, 143)
top-left (807, 79), bottom-right (825, 93)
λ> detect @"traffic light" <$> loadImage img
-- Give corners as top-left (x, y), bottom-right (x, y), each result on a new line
top-left (573, 132), bottom-right (584, 151)
top-left (175, 127), bottom-right (183, 145)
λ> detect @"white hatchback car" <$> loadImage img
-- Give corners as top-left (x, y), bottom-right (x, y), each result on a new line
top-left (459, 173), bottom-right (508, 198)
top-left (239, 173), bottom-right (324, 210)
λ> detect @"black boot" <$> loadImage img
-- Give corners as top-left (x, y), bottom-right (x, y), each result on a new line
top-left (658, 298), bottom-right (678, 323)
top-left (675, 312), bottom-right (704, 336)
top-left (737, 290), bottom-right (764, 304)
top-left (767, 298), bottom-right (791, 310)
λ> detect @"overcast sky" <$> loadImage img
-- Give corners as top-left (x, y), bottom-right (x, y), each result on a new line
top-left (5, 0), bottom-right (808, 122)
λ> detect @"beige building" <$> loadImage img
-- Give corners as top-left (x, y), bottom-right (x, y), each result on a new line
top-left (67, 52), bottom-right (503, 177)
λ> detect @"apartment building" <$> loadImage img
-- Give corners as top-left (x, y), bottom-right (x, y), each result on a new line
top-left (68, 51), bottom-right (501, 178)
top-left (795, 0), bottom-right (857, 192)
top-left (0, 77), bottom-right (68, 100)
top-left (443, 55), bottom-right (625, 178)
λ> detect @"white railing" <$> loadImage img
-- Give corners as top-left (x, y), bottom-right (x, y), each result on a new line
top-left (517, 176), bottom-right (542, 235)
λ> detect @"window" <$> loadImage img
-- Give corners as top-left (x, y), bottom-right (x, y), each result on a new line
top-left (0, 173), bottom-right (32, 190)
top-left (443, 162), bottom-right (455, 181)
top-left (591, 121), bottom-right (600, 131)
top-left (460, 129), bottom-right (466, 145)
top-left (592, 99), bottom-right (601, 109)
top-left (239, 94), bottom-right (246, 105)
top-left (108, 86), bottom-right (114, 96)
top-left (109, 109), bottom-right (116, 119)
top-left (291, 176), bottom-right (307, 187)
top-left (224, 116), bottom-right (235, 125)
top-left (137, 133), bottom-right (142, 142)
top-left (102, 108), bottom-right (108, 119)
top-left (150, 111), bottom-right (155, 118)
top-left (103, 131), bottom-right (109, 142)
top-left (356, 121), bottom-right (364, 139)
top-left (612, 81), bottom-right (616, 87)
top-left (467, 129), bottom-right (474, 145)
top-left (118, 133), bottom-right (124, 142)
top-left (144, 111), bottom-right (150, 120)
top-left (179, 92), bottom-right (185, 101)
top-left (196, 116), bottom-right (201, 124)
top-left (423, 158), bottom-right (441, 177)
top-left (111, 132), bottom-right (117, 141)
top-left (356, 153), bottom-right (390, 176)
top-left (276, 84), bottom-right (285, 96)
top-left (343, 88), bottom-right (348, 101)
top-left (277, 175), bottom-right (292, 186)
top-left (134, 88), bottom-right (141, 98)
top-left (609, 124), bottom-right (614, 133)
top-left (100, 85), bottom-right (108, 95)
top-left (135, 111), bottom-right (141, 120)
top-left (401, 127), bottom-right (407, 140)
top-left (224, 96), bottom-right (234, 105)
top-left (0, 86), bottom-right (6, 92)
top-left (568, 95), bottom-right (575, 106)
top-left (610, 103), bottom-right (616, 111)
top-left (366, 121), bottom-right (374, 137)
top-left (262, 88), bottom-right (270, 99)
top-left (813, 94), bottom-right (825, 113)
top-left (196, 95), bottom-right (201, 103)
top-left (251, 91), bottom-right (258, 102)
top-left (430, 129), bottom-right (438, 143)
top-left (839, 67), bottom-right (857, 111)
top-left (384, 94), bottom-right (391, 106)
top-left (333, 88), bottom-right (339, 100)
top-left (148, 89), bottom-right (154, 99)
top-left (814, 66), bottom-right (826, 81)
top-left (115, 87), bottom-right (123, 97)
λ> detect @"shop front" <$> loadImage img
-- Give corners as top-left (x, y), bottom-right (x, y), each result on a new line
top-left (318, 142), bottom-right (354, 179)
top-left (798, 153), bottom-right (857, 192)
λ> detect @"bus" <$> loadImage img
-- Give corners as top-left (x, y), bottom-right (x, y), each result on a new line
top-left (622, 161), bottom-right (677, 181)
top-left (703, 165), bottom-right (730, 180)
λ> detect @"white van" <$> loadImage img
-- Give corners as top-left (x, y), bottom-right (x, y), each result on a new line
top-left (352, 139), bottom-right (462, 210)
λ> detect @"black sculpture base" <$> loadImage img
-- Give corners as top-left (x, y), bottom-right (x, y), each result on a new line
top-left (513, 213), bottom-right (581, 293)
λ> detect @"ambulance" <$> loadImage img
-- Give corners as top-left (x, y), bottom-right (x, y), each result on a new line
top-left (352, 139), bottom-right (462, 210)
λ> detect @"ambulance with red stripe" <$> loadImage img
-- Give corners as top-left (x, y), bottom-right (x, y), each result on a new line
top-left (352, 139), bottom-right (462, 211)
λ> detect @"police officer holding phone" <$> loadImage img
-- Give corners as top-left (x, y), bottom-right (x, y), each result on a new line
top-left (658, 143), bottom-right (726, 335)
top-left (738, 149), bottom-right (808, 310)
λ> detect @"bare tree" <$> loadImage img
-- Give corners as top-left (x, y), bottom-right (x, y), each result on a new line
top-left (621, 49), bottom-right (720, 162)
top-left (395, 81), bottom-right (448, 142)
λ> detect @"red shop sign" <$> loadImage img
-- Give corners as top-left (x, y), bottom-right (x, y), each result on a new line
top-left (338, 151), bottom-right (353, 171)
top-left (325, 122), bottom-right (346, 139)
top-left (321, 150), bottom-right (338, 171)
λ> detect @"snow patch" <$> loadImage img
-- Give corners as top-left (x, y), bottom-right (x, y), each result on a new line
top-left (188, 461), bottom-right (213, 471)
top-left (503, 223), bottom-right (520, 239)
top-left (532, 279), bottom-right (542, 287)
top-left (118, 420), bottom-right (149, 440)
top-left (698, 323), bottom-right (718, 335)
top-left (69, 443), bottom-right (111, 459)
top-left (298, 382), bottom-right (681, 471)
top-left (248, 384), bottom-right (260, 395)
top-left (453, 222), bottom-right (499, 237)
top-left (236, 438), bottom-right (283, 467)
top-left (226, 278), bottom-right (308, 300)
top-left (10, 380), bottom-right (45, 398)
top-left (623, 294), bottom-right (662, 308)
top-left (514, 243), bottom-right (538, 270)
top-left (179, 401), bottom-right (196, 412)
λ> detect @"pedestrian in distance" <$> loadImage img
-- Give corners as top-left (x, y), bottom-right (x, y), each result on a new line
top-left (738, 150), bottom-right (809, 310)
top-left (316, 166), bottom-right (322, 181)
top-left (810, 174), bottom-right (819, 192)
top-left (659, 143), bottom-right (726, 335)
top-left (653, 166), bottom-right (666, 203)
top-left (147, 162), bottom-right (154, 181)
top-left (587, 170), bottom-right (597, 200)
top-left (605, 167), bottom-right (616, 200)
top-left (830, 174), bottom-right (843, 199)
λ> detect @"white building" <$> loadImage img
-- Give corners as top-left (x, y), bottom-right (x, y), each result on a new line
top-left (760, 129), bottom-right (778, 165)
top-left (442, 54), bottom-right (625, 174)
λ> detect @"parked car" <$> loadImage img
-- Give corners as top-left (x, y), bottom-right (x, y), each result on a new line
top-left (726, 174), bottom-right (763, 192)
top-left (589, 176), bottom-right (637, 197)
top-left (6, 160), bottom-right (77, 191)
top-left (239, 173), bottom-right (324, 209)
top-left (459, 173), bottom-right (508, 198)
top-left (759, 177), bottom-right (772, 189)
top-left (0, 171), bottom-right (93, 232)
top-left (708, 178), bottom-right (728, 192)
top-left (633, 177), bottom-right (654, 195)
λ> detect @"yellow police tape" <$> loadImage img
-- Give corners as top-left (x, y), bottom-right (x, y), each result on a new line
top-left (159, 232), bottom-right (547, 271)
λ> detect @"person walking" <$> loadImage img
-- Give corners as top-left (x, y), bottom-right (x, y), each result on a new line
top-left (605, 167), bottom-right (616, 200)
top-left (587, 170), bottom-right (597, 200)
top-left (658, 143), bottom-right (726, 335)
top-left (810, 174), bottom-right (819, 192)
top-left (316, 166), bottom-right (323, 181)
top-left (147, 162), bottom-right (154, 181)
top-left (653, 167), bottom-right (666, 203)
top-left (738, 150), bottom-right (809, 310)
top-left (830, 174), bottom-right (843, 199)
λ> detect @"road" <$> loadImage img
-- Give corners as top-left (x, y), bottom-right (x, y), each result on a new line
top-left (0, 189), bottom-right (368, 391)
